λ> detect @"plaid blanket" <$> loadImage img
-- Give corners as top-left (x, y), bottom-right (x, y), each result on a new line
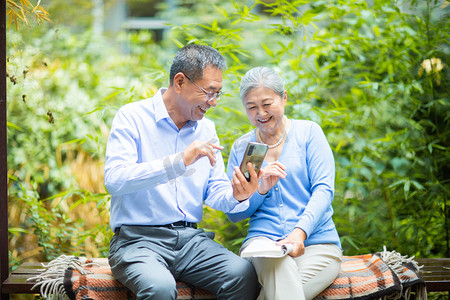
top-left (315, 248), bottom-right (426, 300)
top-left (28, 249), bottom-right (426, 300)
top-left (65, 258), bottom-right (216, 300)
top-left (28, 255), bottom-right (215, 300)
top-left (314, 254), bottom-right (401, 300)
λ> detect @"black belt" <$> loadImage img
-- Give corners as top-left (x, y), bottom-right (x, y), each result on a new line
top-left (164, 221), bottom-right (197, 229)
top-left (115, 221), bottom-right (197, 233)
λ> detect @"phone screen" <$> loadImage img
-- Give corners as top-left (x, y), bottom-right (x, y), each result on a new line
top-left (239, 142), bottom-right (268, 181)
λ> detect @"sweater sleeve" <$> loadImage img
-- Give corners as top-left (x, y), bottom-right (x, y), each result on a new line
top-left (295, 122), bottom-right (335, 237)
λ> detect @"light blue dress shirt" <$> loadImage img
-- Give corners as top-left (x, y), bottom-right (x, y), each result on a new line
top-left (226, 120), bottom-right (341, 248)
top-left (105, 88), bottom-right (240, 232)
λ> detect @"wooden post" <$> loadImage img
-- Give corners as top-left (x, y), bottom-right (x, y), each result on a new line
top-left (0, 0), bottom-right (9, 299)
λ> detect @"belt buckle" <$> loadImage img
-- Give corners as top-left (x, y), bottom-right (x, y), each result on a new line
top-left (171, 221), bottom-right (186, 228)
top-left (170, 221), bottom-right (196, 228)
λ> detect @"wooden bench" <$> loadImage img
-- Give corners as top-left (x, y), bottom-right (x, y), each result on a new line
top-left (2, 263), bottom-right (42, 295)
top-left (415, 258), bottom-right (450, 292)
top-left (1, 258), bottom-right (449, 299)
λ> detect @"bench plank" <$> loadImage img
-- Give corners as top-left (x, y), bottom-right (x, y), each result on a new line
top-left (2, 275), bottom-right (36, 294)
top-left (416, 258), bottom-right (450, 292)
top-left (2, 263), bottom-right (43, 294)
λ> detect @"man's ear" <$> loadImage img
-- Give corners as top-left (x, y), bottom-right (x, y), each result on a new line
top-left (173, 72), bottom-right (185, 93)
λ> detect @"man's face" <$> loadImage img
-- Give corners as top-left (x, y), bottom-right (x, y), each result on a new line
top-left (180, 66), bottom-right (223, 122)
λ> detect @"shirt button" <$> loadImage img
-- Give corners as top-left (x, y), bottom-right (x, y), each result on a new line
top-left (280, 204), bottom-right (283, 207)
top-left (282, 221), bottom-right (285, 224)
top-left (275, 187), bottom-right (279, 191)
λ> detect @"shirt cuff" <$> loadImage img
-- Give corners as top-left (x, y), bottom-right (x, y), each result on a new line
top-left (229, 191), bottom-right (267, 213)
top-left (176, 152), bottom-right (186, 172)
top-left (228, 199), bottom-right (250, 213)
top-left (164, 152), bottom-right (186, 180)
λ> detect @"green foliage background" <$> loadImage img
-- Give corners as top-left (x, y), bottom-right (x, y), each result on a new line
top-left (6, 0), bottom-right (449, 276)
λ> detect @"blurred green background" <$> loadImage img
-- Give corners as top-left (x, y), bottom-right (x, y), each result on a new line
top-left (5, 0), bottom-right (449, 287)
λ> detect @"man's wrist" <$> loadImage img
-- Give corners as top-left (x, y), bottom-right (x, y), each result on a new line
top-left (234, 195), bottom-right (249, 202)
top-left (181, 150), bottom-right (192, 167)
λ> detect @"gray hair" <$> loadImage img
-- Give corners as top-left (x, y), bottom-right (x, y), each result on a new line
top-left (240, 67), bottom-right (285, 101)
top-left (169, 44), bottom-right (227, 85)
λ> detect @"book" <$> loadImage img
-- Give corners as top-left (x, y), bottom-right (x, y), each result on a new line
top-left (240, 238), bottom-right (294, 258)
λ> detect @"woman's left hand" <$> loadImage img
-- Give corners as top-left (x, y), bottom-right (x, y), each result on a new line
top-left (258, 161), bottom-right (287, 195)
top-left (276, 228), bottom-right (307, 257)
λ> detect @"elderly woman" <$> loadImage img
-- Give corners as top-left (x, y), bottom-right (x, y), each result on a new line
top-left (226, 67), bottom-right (342, 300)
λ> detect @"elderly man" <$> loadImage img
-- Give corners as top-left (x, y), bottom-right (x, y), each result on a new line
top-left (105, 44), bottom-right (259, 300)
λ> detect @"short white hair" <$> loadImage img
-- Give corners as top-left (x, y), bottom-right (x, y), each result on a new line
top-left (239, 67), bottom-right (285, 101)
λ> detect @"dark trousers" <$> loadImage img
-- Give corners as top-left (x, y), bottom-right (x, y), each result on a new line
top-left (109, 225), bottom-right (258, 300)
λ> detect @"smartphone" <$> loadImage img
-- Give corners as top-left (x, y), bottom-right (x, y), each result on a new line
top-left (239, 142), bottom-right (268, 182)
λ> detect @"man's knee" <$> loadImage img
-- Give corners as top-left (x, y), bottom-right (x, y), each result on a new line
top-left (134, 276), bottom-right (177, 300)
top-left (219, 258), bottom-right (258, 299)
top-left (232, 258), bottom-right (257, 281)
top-left (117, 267), bottom-right (177, 300)
top-left (110, 251), bottom-right (177, 300)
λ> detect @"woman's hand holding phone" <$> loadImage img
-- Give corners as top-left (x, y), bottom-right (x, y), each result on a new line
top-left (232, 142), bottom-right (268, 201)
top-left (239, 142), bottom-right (268, 181)
top-left (232, 163), bottom-right (262, 202)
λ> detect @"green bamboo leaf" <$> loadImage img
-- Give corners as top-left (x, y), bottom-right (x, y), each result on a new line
top-left (42, 191), bottom-right (70, 201)
top-left (103, 89), bottom-right (125, 101)
top-left (411, 181), bottom-right (425, 190)
top-left (61, 138), bottom-right (86, 145)
top-left (388, 179), bottom-right (406, 189)
top-left (7, 121), bottom-right (23, 131)
top-left (86, 106), bottom-right (105, 115)
top-left (9, 228), bottom-right (29, 236)
top-left (171, 38), bottom-right (184, 48)
top-left (404, 180), bottom-right (411, 199)
top-left (262, 43), bottom-right (274, 57)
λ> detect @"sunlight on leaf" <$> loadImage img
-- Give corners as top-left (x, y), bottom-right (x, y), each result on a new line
top-left (6, 0), bottom-right (51, 29)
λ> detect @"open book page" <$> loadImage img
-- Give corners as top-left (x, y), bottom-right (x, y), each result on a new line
top-left (240, 238), bottom-right (294, 258)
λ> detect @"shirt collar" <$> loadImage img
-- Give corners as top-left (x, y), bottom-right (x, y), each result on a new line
top-left (154, 88), bottom-right (198, 130)
top-left (154, 88), bottom-right (170, 123)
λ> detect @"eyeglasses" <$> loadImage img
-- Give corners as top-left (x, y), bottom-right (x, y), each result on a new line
top-left (183, 73), bottom-right (223, 102)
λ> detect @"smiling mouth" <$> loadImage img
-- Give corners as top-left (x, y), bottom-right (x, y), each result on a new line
top-left (257, 116), bottom-right (272, 123)
top-left (199, 106), bottom-right (208, 113)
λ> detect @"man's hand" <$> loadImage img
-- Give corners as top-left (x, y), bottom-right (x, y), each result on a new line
top-left (232, 163), bottom-right (262, 202)
top-left (276, 228), bottom-right (307, 257)
top-left (182, 140), bottom-right (224, 167)
top-left (258, 161), bottom-right (287, 195)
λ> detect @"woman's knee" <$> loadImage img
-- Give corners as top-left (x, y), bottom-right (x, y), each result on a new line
top-left (300, 255), bottom-right (342, 300)
top-left (252, 256), bottom-right (295, 276)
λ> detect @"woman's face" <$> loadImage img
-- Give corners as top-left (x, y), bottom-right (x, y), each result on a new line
top-left (243, 86), bottom-right (287, 134)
